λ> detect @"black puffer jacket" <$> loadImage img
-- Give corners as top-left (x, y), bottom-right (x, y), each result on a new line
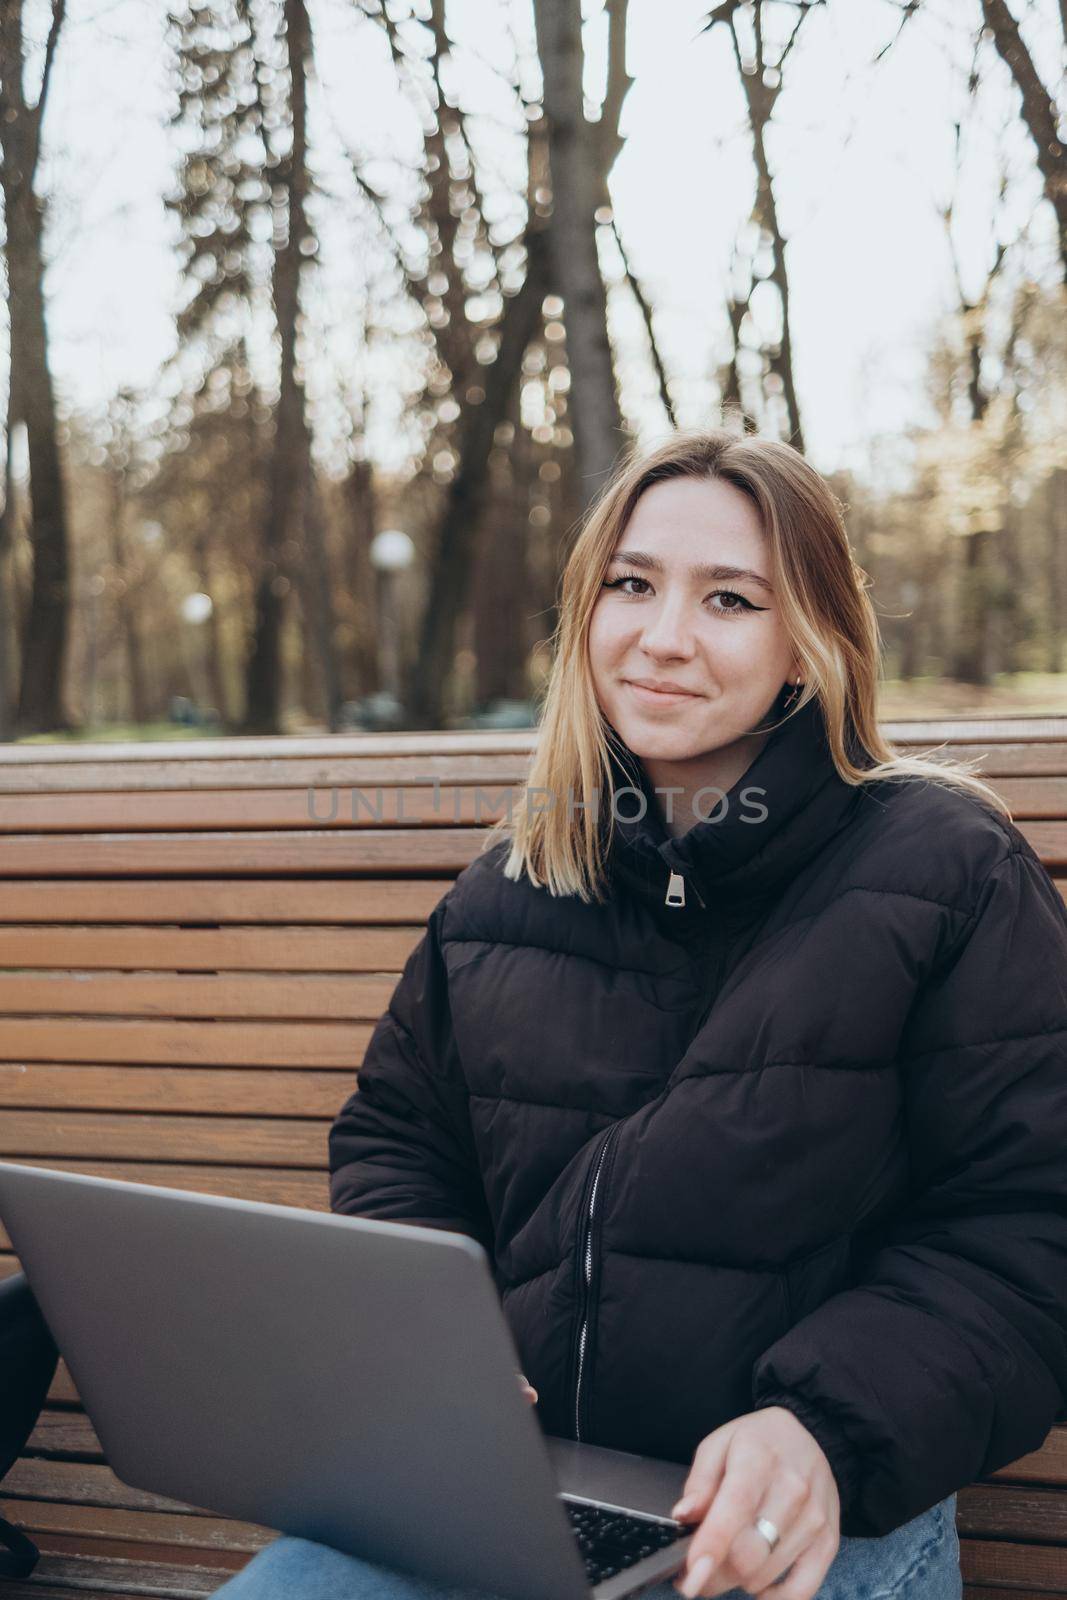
top-left (329, 693), bottom-right (1067, 1537)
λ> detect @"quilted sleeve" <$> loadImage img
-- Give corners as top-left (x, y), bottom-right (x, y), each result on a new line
top-left (328, 896), bottom-right (494, 1256)
top-left (751, 838), bottom-right (1067, 1537)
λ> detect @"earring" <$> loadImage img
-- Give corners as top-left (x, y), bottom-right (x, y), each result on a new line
top-left (783, 677), bottom-right (803, 709)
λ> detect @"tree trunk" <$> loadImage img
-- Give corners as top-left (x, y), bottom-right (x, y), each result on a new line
top-left (952, 529), bottom-right (995, 686)
top-left (473, 430), bottom-right (528, 708)
top-left (1047, 467), bottom-right (1066, 674)
top-left (0, 0), bottom-right (72, 735)
top-left (735, 60), bottom-right (804, 451)
top-left (108, 468), bottom-right (150, 725)
top-left (532, 0), bottom-right (623, 504)
top-left (405, 232), bottom-right (550, 730)
top-left (341, 459), bottom-right (378, 700)
top-left (981, 0), bottom-right (1067, 284)
top-left (240, 0), bottom-right (341, 733)
top-left (0, 415), bottom-right (21, 740)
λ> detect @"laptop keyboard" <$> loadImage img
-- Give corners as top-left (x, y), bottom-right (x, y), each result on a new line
top-left (563, 1499), bottom-right (687, 1587)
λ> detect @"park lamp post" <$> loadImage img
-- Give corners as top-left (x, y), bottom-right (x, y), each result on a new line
top-left (369, 528), bottom-right (415, 723)
top-left (178, 590), bottom-right (213, 723)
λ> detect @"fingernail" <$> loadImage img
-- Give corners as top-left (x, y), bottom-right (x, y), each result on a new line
top-left (671, 1493), bottom-right (698, 1519)
top-left (680, 1554), bottom-right (715, 1598)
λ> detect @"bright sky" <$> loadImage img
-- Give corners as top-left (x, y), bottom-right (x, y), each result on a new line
top-left (15, 0), bottom-right (1065, 486)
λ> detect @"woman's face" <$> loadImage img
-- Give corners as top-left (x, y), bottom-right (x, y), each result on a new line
top-left (588, 475), bottom-right (801, 769)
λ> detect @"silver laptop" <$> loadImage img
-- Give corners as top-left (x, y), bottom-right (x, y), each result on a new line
top-left (0, 1162), bottom-right (694, 1600)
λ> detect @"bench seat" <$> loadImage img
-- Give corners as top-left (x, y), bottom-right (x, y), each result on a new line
top-left (0, 719), bottom-right (1064, 1599)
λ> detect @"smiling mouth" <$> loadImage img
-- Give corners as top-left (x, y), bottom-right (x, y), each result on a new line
top-left (624, 681), bottom-right (702, 702)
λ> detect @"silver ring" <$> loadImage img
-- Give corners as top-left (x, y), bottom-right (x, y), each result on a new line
top-left (754, 1516), bottom-right (780, 1551)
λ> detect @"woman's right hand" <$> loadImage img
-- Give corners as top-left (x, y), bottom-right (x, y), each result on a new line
top-left (517, 1372), bottom-right (538, 1405)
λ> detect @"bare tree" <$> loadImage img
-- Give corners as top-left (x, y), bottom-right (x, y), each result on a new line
top-left (533, 0), bottom-right (624, 502)
top-left (241, 0), bottom-right (342, 733)
top-left (0, 0), bottom-right (72, 734)
top-left (702, 0), bottom-right (825, 450)
top-left (980, 0), bottom-right (1067, 284)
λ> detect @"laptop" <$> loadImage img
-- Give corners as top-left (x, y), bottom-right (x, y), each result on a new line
top-left (0, 1162), bottom-right (694, 1600)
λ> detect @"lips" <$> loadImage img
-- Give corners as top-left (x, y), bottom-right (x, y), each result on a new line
top-left (624, 681), bottom-right (701, 704)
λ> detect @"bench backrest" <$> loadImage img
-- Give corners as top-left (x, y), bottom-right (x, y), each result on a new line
top-left (0, 717), bottom-right (1064, 1264)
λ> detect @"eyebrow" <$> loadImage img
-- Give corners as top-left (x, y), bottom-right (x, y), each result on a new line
top-left (608, 549), bottom-right (775, 594)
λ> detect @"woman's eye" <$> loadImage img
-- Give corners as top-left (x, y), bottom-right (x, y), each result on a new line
top-left (603, 573), bottom-right (649, 596)
top-left (710, 589), bottom-right (754, 615)
top-left (602, 575), bottom-right (762, 617)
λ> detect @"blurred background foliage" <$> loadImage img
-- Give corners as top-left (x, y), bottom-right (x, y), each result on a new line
top-left (0, 0), bottom-right (1065, 741)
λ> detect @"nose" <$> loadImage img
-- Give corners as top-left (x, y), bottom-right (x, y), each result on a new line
top-left (636, 587), bottom-right (698, 661)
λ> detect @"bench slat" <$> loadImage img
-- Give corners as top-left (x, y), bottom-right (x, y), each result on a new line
top-left (0, 1111), bottom-right (328, 1165)
top-left (0, 823), bottom-right (1059, 876)
top-left (6, 1160), bottom-right (328, 1208)
top-left (0, 1016), bottom-right (368, 1066)
top-left (0, 1065), bottom-right (352, 1115)
top-left (0, 880), bottom-right (449, 924)
top-left (1, 1499), bottom-right (274, 1556)
top-left (3, 1458), bottom-right (206, 1515)
top-left (0, 829), bottom-right (489, 875)
top-left (0, 753), bottom-right (536, 794)
top-left (25, 1539), bottom-right (245, 1585)
top-left (961, 1536), bottom-right (1067, 1589)
top-left (0, 973), bottom-right (395, 1018)
top-left (959, 1483), bottom-right (1067, 1537)
top-left (0, 926), bottom-right (420, 971)
top-left (2, 776), bottom-right (1064, 829)
top-left (0, 786), bottom-right (514, 833)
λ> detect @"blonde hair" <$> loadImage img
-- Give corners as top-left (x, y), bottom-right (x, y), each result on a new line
top-left (483, 427), bottom-right (1009, 903)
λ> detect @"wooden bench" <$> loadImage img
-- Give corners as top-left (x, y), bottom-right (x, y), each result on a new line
top-left (0, 718), bottom-right (1063, 1599)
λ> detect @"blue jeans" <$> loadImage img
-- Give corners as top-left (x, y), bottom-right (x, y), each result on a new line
top-left (213, 1493), bottom-right (961, 1600)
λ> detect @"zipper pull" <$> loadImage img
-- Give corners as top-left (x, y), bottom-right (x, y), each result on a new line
top-left (665, 870), bottom-right (686, 907)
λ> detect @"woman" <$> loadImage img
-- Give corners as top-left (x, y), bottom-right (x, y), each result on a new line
top-left (216, 430), bottom-right (1067, 1600)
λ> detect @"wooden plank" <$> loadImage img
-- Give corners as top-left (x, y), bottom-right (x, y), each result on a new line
top-left (0, 752), bottom-right (533, 795)
top-left (0, 926), bottom-right (419, 971)
top-left (9, 1161), bottom-right (328, 1209)
top-left (958, 1482), bottom-right (1067, 1540)
top-left (28, 1410), bottom-right (104, 1457)
top-left (0, 1559), bottom-right (236, 1599)
top-left (27, 1538), bottom-right (245, 1580)
top-left (0, 774), bottom-right (1050, 829)
top-left (0, 1065), bottom-right (352, 1116)
top-left (0, 1581), bottom-right (215, 1599)
top-left (961, 1536), bottom-right (1067, 1589)
top-left (0, 973), bottom-right (395, 1019)
top-left (47, 1361), bottom-right (79, 1406)
top-left (3, 1458), bottom-right (206, 1516)
top-left (0, 821), bottom-right (1056, 877)
top-left (0, 1111), bottom-right (328, 1166)
top-left (1, 1500), bottom-right (275, 1556)
top-left (0, 728), bottom-right (537, 762)
top-left (0, 718), bottom-right (1061, 768)
top-left (6, 777), bottom-right (1067, 830)
top-left (917, 743), bottom-right (1067, 777)
top-left (0, 829), bottom-right (490, 876)
top-left (964, 1590), bottom-right (1067, 1600)
top-left (0, 1017), bottom-right (370, 1067)
top-left (989, 1427), bottom-right (1067, 1486)
top-left (0, 785), bottom-right (515, 833)
top-left (0, 879), bottom-right (450, 924)
top-left (0, 740), bottom-right (1063, 799)
top-left (882, 717), bottom-right (1067, 742)
top-left (986, 778), bottom-right (1067, 817)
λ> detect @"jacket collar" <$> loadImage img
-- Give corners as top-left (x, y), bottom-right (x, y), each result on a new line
top-left (603, 688), bottom-right (867, 929)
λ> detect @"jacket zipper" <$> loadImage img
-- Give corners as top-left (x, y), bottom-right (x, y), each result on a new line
top-left (665, 867), bottom-right (706, 909)
top-left (573, 1121), bottom-right (621, 1441)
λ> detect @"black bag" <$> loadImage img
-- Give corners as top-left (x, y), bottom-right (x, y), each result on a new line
top-left (0, 1273), bottom-right (59, 1579)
